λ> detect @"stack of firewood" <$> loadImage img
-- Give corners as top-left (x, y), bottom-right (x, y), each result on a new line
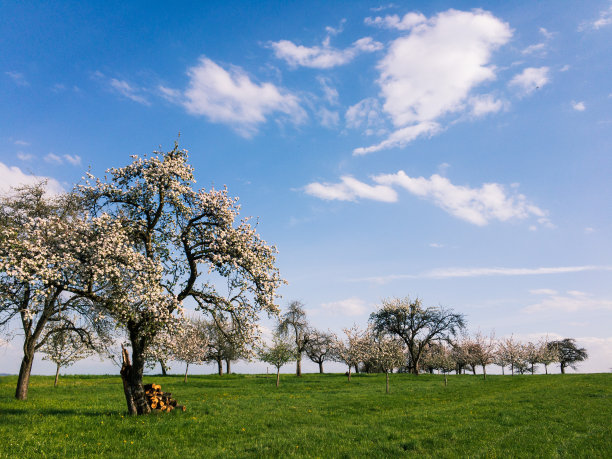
top-left (144, 383), bottom-right (186, 412)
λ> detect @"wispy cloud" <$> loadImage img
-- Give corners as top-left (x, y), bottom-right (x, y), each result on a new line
top-left (14, 140), bottom-right (30, 146)
top-left (579, 2), bottom-right (612, 31)
top-left (269, 36), bottom-right (382, 69)
top-left (44, 153), bottom-right (82, 166)
top-left (304, 175), bottom-right (397, 202)
top-left (16, 152), bottom-right (33, 161)
top-left (524, 289), bottom-right (612, 313)
top-left (355, 265), bottom-right (612, 284)
top-left (109, 78), bottom-right (150, 105)
top-left (5, 71), bottom-right (29, 86)
top-left (365, 12), bottom-right (426, 30)
top-left (162, 56), bottom-right (305, 137)
top-left (509, 67), bottom-right (550, 95)
top-left (572, 101), bottom-right (586, 111)
top-left (320, 297), bottom-right (369, 316)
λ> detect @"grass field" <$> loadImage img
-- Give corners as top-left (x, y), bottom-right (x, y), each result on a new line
top-left (0, 372), bottom-right (610, 458)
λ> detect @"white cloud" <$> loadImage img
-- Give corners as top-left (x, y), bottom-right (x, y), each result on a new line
top-left (353, 121), bottom-right (440, 155)
top-left (17, 152), bottom-right (33, 161)
top-left (429, 242), bottom-right (444, 248)
top-left (357, 9), bottom-right (512, 154)
top-left (356, 265), bottom-right (612, 284)
top-left (63, 154), bottom-right (82, 166)
top-left (374, 171), bottom-right (547, 226)
top-left (572, 101), bottom-right (586, 111)
top-left (364, 12), bottom-right (426, 30)
top-left (320, 297), bottom-right (368, 316)
top-left (44, 153), bottom-right (63, 164)
top-left (579, 2), bottom-right (612, 30)
top-left (5, 71), bottom-right (29, 86)
top-left (585, 227), bottom-right (595, 234)
top-left (175, 56), bottom-right (305, 137)
top-left (345, 98), bottom-right (384, 131)
top-left (521, 42), bottom-right (546, 55)
top-left (524, 290), bottom-right (612, 313)
top-left (0, 162), bottom-right (64, 195)
top-left (469, 94), bottom-right (506, 117)
top-left (14, 140), bottom-right (30, 146)
top-left (269, 37), bottom-right (383, 69)
top-left (509, 67), bottom-right (549, 95)
top-left (529, 288), bottom-right (558, 295)
top-left (304, 176), bottom-right (397, 202)
top-left (560, 64), bottom-right (571, 72)
top-left (108, 78), bottom-right (150, 105)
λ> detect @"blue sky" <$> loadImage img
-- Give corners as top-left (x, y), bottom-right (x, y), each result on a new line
top-left (1, 1), bottom-right (611, 374)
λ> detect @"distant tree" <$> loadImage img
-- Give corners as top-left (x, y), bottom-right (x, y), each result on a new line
top-left (172, 319), bottom-right (208, 383)
top-left (304, 329), bottom-right (336, 374)
top-left (259, 335), bottom-right (296, 387)
top-left (538, 338), bottom-right (559, 374)
top-left (277, 301), bottom-right (311, 377)
top-left (497, 336), bottom-right (524, 376)
top-left (334, 325), bottom-right (369, 382)
top-left (524, 342), bottom-right (541, 374)
top-left (370, 297), bottom-right (465, 375)
top-left (369, 332), bottom-right (405, 394)
top-left (550, 338), bottom-right (588, 374)
top-left (452, 335), bottom-right (478, 375)
top-left (145, 329), bottom-right (176, 376)
top-left (40, 315), bottom-right (106, 387)
top-left (468, 331), bottom-right (497, 379)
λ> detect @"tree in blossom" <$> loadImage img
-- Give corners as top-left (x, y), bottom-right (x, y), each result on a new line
top-left (71, 143), bottom-right (284, 415)
top-left (334, 325), bottom-right (369, 382)
top-left (497, 336), bottom-right (524, 376)
top-left (369, 297), bottom-right (465, 375)
top-left (467, 331), bottom-right (497, 379)
top-left (538, 338), bottom-right (559, 375)
top-left (172, 318), bottom-right (209, 383)
top-left (258, 335), bottom-right (296, 387)
top-left (368, 332), bottom-right (405, 394)
top-left (277, 301), bottom-right (311, 377)
top-left (0, 183), bottom-right (111, 400)
top-left (39, 314), bottom-right (106, 387)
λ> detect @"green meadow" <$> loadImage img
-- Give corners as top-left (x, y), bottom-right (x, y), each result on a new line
top-left (0, 373), bottom-right (610, 458)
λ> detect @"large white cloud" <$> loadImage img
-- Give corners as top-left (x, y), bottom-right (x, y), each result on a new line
top-left (163, 56), bottom-right (305, 137)
top-left (269, 37), bottom-right (383, 69)
top-left (374, 171), bottom-right (548, 226)
top-left (304, 175), bottom-right (397, 202)
top-left (0, 162), bottom-right (63, 195)
top-left (356, 9), bottom-right (512, 154)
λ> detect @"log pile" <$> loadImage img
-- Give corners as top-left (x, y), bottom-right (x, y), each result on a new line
top-left (144, 383), bottom-right (186, 412)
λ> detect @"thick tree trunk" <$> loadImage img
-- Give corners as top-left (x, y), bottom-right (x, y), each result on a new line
top-left (217, 358), bottom-right (223, 376)
top-left (560, 363), bottom-right (566, 374)
top-left (385, 372), bottom-right (389, 394)
top-left (225, 359), bottom-right (231, 375)
top-left (159, 360), bottom-right (168, 376)
top-left (184, 363), bottom-right (189, 383)
top-left (296, 357), bottom-right (302, 377)
top-left (544, 364), bottom-right (548, 375)
top-left (276, 368), bottom-right (280, 387)
top-left (483, 365), bottom-right (487, 380)
top-left (15, 343), bottom-right (35, 400)
top-left (120, 341), bottom-right (151, 415)
top-left (318, 361), bottom-right (324, 374)
top-left (54, 364), bottom-right (60, 387)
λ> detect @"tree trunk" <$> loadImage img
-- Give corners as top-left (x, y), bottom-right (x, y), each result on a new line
top-left (472, 366), bottom-right (476, 376)
top-left (15, 339), bottom-right (36, 400)
top-left (385, 372), bottom-right (389, 394)
top-left (54, 363), bottom-right (60, 387)
top-left (501, 365), bottom-right (505, 375)
top-left (347, 367), bottom-right (352, 382)
top-left (296, 356), bottom-right (302, 377)
top-left (120, 338), bottom-right (151, 416)
top-left (318, 361), bottom-right (324, 374)
top-left (482, 365), bottom-right (487, 380)
top-left (354, 364), bottom-right (359, 374)
top-left (276, 368), bottom-right (280, 387)
top-left (511, 363), bottom-right (514, 376)
top-left (184, 363), bottom-right (189, 383)
top-left (159, 360), bottom-right (168, 376)
top-left (531, 364), bottom-right (534, 375)
top-left (225, 359), bottom-right (231, 375)
top-left (444, 373), bottom-right (447, 387)
top-left (544, 364), bottom-right (548, 375)
top-left (217, 358), bottom-right (223, 376)
top-left (560, 363), bottom-right (566, 374)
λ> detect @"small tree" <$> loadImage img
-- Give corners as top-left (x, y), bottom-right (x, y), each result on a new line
top-left (369, 332), bottom-right (405, 393)
top-left (172, 319), bottom-right (208, 383)
top-left (550, 338), bottom-right (588, 374)
top-left (497, 336), bottom-right (524, 376)
top-left (524, 342), bottom-right (541, 375)
top-left (304, 329), bottom-right (336, 374)
top-left (469, 331), bottom-right (497, 379)
top-left (335, 325), bottom-right (369, 382)
top-left (277, 301), bottom-right (310, 377)
top-left (538, 338), bottom-right (559, 374)
top-left (259, 335), bottom-right (296, 387)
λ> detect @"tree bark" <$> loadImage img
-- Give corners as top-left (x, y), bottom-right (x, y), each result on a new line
top-left (276, 368), bottom-right (280, 387)
top-left (296, 356), bottom-right (302, 377)
top-left (159, 360), bottom-right (168, 376)
top-left (318, 361), bottom-right (324, 374)
top-left (184, 363), bottom-right (189, 383)
top-left (225, 359), bottom-right (231, 375)
top-left (54, 363), bottom-right (60, 387)
top-left (385, 372), bottom-right (389, 394)
top-left (482, 365), bottom-right (487, 380)
top-left (560, 363), bottom-right (566, 374)
top-left (217, 358), bottom-right (223, 376)
top-left (347, 367), bottom-right (352, 382)
top-left (120, 335), bottom-right (151, 415)
top-left (444, 373), bottom-right (447, 387)
top-left (15, 342), bottom-right (35, 400)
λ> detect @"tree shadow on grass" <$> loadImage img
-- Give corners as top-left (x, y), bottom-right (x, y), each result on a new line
top-left (0, 407), bottom-right (126, 419)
